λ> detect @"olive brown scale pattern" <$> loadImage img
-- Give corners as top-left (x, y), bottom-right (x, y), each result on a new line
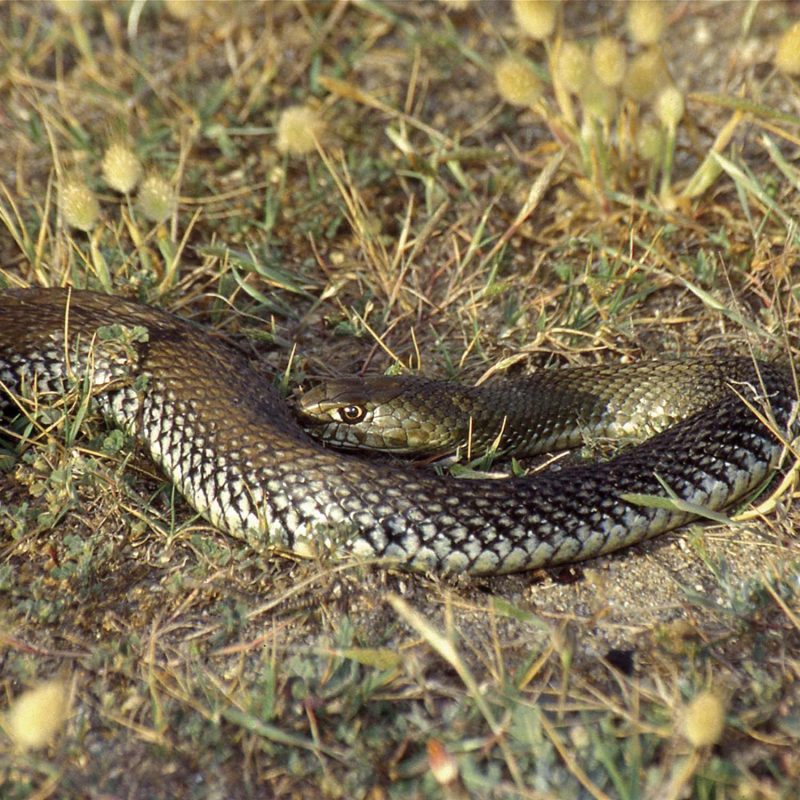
top-left (0, 288), bottom-right (795, 575)
top-left (298, 364), bottom-right (783, 457)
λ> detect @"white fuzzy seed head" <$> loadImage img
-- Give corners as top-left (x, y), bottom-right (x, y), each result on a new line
top-left (775, 21), bottom-right (800, 75)
top-left (102, 142), bottom-right (143, 194)
top-left (683, 691), bottom-right (726, 748)
top-left (654, 86), bottom-right (684, 129)
top-left (556, 41), bottom-right (591, 95)
top-left (495, 55), bottom-right (543, 107)
top-left (51, 0), bottom-right (84, 19)
top-left (579, 75), bottom-right (618, 122)
top-left (627, 1), bottom-right (667, 46)
top-left (592, 37), bottom-right (627, 87)
top-left (6, 680), bottom-right (71, 751)
top-left (512, 0), bottom-right (559, 41)
top-left (276, 106), bottom-right (327, 156)
top-left (636, 122), bottom-right (664, 161)
top-left (137, 174), bottom-right (177, 223)
top-left (60, 179), bottom-right (100, 231)
top-left (164, 0), bottom-right (204, 20)
top-left (623, 49), bottom-right (668, 101)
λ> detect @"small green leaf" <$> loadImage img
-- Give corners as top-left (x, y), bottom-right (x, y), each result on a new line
top-left (339, 647), bottom-right (403, 670)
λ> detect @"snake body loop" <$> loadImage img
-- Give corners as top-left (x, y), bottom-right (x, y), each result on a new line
top-left (0, 288), bottom-right (795, 575)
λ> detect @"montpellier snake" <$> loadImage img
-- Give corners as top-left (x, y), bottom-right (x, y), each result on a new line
top-left (0, 287), bottom-right (795, 575)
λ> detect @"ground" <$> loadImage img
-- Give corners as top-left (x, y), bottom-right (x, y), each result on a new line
top-left (0, 1), bottom-right (799, 798)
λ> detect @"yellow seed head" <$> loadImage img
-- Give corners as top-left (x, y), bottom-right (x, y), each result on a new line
top-left (276, 105), bottom-right (327, 156)
top-left (636, 122), bottom-right (664, 161)
top-left (627, 1), bottom-right (667, 46)
top-left (6, 679), bottom-right (71, 751)
top-left (164, 0), bottom-right (204, 20)
top-left (512, 0), bottom-right (559, 40)
top-left (623, 49), bottom-right (669, 101)
top-left (60, 179), bottom-right (100, 231)
top-left (578, 75), bottom-right (618, 122)
top-left (556, 41), bottom-right (591, 95)
top-left (592, 37), bottom-right (627, 87)
top-left (775, 21), bottom-right (800, 75)
top-left (569, 724), bottom-right (590, 749)
top-left (137, 174), bottom-right (177, 223)
top-left (683, 691), bottom-right (726, 748)
top-left (654, 86), bottom-right (684, 129)
top-left (102, 142), bottom-right (143, 194)
top-left (51, 0), bottom-right (84, 19)
top-left (495, 55), bottom-right (543, 107)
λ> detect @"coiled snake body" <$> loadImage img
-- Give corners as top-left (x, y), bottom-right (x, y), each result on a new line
top-left (0, 288), bottom-right (795, 575)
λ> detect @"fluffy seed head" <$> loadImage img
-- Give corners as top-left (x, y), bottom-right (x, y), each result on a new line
top-left (579, 75), bottom-right (618, 122)
top-left (556, 41), bottom-right (591, 94)
top-left (636, 122), bottom-right (664, 161)
top-left (60, 178), bottom-right (100, 231)
top-left (51, 0), bottom-right (84, 18)
top-left (137, 174), bottom-right (177, 223)
top-left (512, 0), bottom-right (558, 40)
top-left (654, 86), bottom-right (684, 129)
top-left (592, 37), bottom-right (627, 87)
top-left (164, 0), bottom-right (204, 20)
top-left (775, 21), bottom-right (800, 75)
top-left (276, 105), bottom-right (327, 156)
top-left (6, 679), bottom-right (71, 751)
top-left (495, 55), bottom-right (543, 107)
top-left (683, 691), bottom-right (726, 748)
top-left (627, 1), bottom-right (667, 45)
top-left (102, 142), bottom-right (142, 194)
top-left (623, 49), bottom-right (669, 101)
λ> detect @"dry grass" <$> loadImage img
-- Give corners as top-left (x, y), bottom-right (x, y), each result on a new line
top-left (1, 1), bottom-right (799, 798)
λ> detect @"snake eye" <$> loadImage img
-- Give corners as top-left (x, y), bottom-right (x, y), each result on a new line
top-left (337, 405), bottom-right (366, 424)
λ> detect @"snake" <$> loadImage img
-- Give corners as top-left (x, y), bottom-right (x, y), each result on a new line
top-left (0, 287), bottom-right (795, 575)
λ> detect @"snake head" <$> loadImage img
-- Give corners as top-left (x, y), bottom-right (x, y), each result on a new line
top-left (296, 375), bottom-right (470, 455)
